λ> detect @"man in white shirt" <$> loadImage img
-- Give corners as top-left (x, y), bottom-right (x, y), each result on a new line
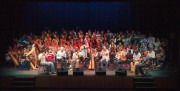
top-left (99, 46), bottom-right (109, 69)
top-left (56, 47), bottom-right (67, 68)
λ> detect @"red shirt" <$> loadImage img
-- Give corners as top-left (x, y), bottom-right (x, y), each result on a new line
top-left (45, 52), bottom-right (54, 61)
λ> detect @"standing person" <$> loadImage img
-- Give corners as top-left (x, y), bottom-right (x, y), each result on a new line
top-left (99, 46), bottom-right (109, 70)
top-left (38, 49), bottom-right (56, 74)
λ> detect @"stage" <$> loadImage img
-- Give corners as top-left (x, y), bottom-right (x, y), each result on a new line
top-left (0, 66), bottom-right (179, 90)
top-left (0, 66), bottom-right (176, 77)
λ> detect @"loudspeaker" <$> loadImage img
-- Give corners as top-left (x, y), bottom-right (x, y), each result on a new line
top-left (57, 68), bottom-right (68, 76)
top-left (73, 68), bottom-right (84, 76)
top-left (115, 68), bottom-right (127, 76)
top-left (95, 68), bottom-right (106, 76)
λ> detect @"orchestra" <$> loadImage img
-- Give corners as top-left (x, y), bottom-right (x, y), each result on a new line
top-left (5, 29), bottom-right (168, 76)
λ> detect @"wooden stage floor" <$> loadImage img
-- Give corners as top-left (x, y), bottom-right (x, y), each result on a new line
top-left (0, 66), bottom-right (176, 77)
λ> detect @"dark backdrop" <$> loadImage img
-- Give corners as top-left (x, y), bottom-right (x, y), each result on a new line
top-left (0, 0), bottom-right (179, 66)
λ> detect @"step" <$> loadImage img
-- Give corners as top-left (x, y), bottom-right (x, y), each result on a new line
top-left (13, 85), bottom-right (34, 88)
top-left (134, 77), bottom-right (153, 79)
top-left (134, 77), bottom-right (154, 82)
top-left (13, 81), bottom-right (34, 85)
top-left (14, 77), bottom-right (35, 81)
top-left (135, 82), bottom-right (155, 84)
top-left (135, 86), bottom-right (156, 89)
top-left (135, 83), bottom-right (156, 87)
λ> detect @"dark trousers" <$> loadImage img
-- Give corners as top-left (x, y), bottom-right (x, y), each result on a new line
top-left (135, 63), bottom-right (148, 75)
top-left (57, 59), bottom-right (67, 68)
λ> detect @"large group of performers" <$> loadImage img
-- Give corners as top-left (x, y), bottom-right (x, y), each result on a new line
top-left (5, 28), bottom-right (168, 75)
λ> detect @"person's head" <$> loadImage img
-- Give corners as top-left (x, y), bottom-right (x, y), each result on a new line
top-left (102, 46), bottom-right (107, 51)
top-left (74, 47), bottom-right (78, 52)
top-left (158, 46), bottom-right (163, 51)
top-left (40, 49), bottom-right (45, 54)
top-left (60, 47), bottom-right (64, 52)
top-left (149, 48), bottom-right (154, 52)
top-left (48, 49), bottom-right (52, 53)
top-left (143, 50), bottom-right (148, 56)
top-left (134, 50), bottom-right (138, 54)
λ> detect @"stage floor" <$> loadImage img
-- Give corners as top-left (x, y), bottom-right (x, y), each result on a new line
top-left (0, 66), bottom-right (176, 77)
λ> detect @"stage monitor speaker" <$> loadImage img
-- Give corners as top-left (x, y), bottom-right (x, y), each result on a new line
top-left (95, 68), bottom-right (106, 76)
top-left (73, 68), bottom-right (84, 76)
top-left (115, 67), bottom-right (127, 76)
top-left (57, 68), bottom-right (68, 76)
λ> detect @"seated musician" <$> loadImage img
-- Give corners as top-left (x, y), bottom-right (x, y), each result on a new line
top-left (147, 48), bottom-right (156, 62)
top-left (80, 44), bottom-right (90, 66)
top-left (38, 49), bottom-right (56, 74)
top-left (19, 55), bottom-right (31, 70)
top-left (99, 46), bottom-right (109, 70)
top-left (71, 47), bottom-right (82, 69)
top-left (130, 50), bottom-right (141, 73)
top-left (155, 46), bottom-right (166, 69)
top-left (135, 50), bottom-right (151, 75)
top-left (80, 43), bottom-right (88, 59)
top-left (45, 49), bottom-right (55, 62)
top-left (56, 47), bottom-right (67, 68)
top-left (114, 48), bottom-right (127, 69)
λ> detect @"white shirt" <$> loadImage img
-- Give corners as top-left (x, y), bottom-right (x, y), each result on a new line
top-left (80, 45), bottom-right (88, 58)
top-left (38, 53), bottom-right (46, 64)
top-left (56, 50), bottom-right (66, 59)
top-left (101, 49), bottom-right (109, 60)
top-left (133, 53), bottom-right (141, 61)
top-left (72, 52), bottom-right (82, 61)
top-left (147, 51), bottom-right (155, 59)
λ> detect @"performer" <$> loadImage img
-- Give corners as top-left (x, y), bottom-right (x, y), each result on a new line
top-left (155, 46), bottom-right (166, 69)
top-left (80, 44), bottom-right (88, 59)
top-left (114, 48), bottom-right (122, 69)
top-left (38, 49), bottom-right (56, 74)
top-left (99, 46), bottom-right (109, 70)
top-left (56, 47), bottom-right (67, 68)
top-left (45, 49), bottom-right (55, 62)
top-left (130, 50), bottom-right (141, 73)
top-left (135, 50), bottom-right (151, 75)
top-left (71, 47), bottom-right (82, 69)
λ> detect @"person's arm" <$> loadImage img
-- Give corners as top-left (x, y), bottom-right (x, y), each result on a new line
top-left (25, 47), bottom-right (35, 56)
top-left (152, 51), bottom-right (155, 58)
top-left (64, 51), bottom-right (67, 58)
